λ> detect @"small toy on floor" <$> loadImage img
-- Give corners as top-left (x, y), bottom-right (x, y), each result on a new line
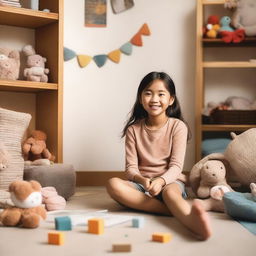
top-left (0, 180), bottom-right (46, 228)
top-left (152, 232), bottom-right (172, 243)
top-left (48, 232), bottom-right (65, 245)
top-left (88, 218), bottom-right (104, 234)
top-left (112, 243), bottom-right (132, 252)
top-left (55, 216), bottom-right (72, 231)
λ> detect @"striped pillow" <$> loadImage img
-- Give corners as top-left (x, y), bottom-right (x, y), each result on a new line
top-left (0, 107), bottom-right (31, 204)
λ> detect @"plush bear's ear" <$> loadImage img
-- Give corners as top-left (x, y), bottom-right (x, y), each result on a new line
top-left (8, 50), bottom-right (20, 60)
top-left (29, 180), bottom-right (42, 191)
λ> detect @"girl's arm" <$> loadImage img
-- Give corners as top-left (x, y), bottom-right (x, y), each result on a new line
top-left (160, 122), bottom-right (188, 185)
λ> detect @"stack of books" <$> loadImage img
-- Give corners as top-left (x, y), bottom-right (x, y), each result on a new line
top-left (0, 0), bottom-right (21, 8)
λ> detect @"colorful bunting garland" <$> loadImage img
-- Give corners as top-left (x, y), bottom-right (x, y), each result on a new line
top-left (64, 23), bottom-right (151, 68)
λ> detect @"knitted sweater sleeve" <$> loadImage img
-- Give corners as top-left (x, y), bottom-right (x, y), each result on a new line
top-left (125, 126), bottom-right (140, 181)
top-left (160, 121), bottom-right (188, 185)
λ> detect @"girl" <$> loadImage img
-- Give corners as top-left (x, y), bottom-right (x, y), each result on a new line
top-left (106, 71), bottom-right (211, 240)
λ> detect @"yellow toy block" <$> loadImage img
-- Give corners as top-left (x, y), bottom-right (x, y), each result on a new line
top-left (88, 218), bottom-right (104, 234)
top-left (152, 232), bottom-right (172, 243)
top-left (112, 243), bottom-right (132, 252)
top-left (48, 232), bottom-right (65, 245)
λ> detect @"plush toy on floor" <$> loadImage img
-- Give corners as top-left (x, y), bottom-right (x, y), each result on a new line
top-left (0, 47), bottom-right (20, 80)
top-left (22, 45), bottom-right (49, 82)
top-left (0, 142), bottom-right (10, 171)
top-left (22, 130), bottom-right (55, 166)
top-left (0, 180), bottom-right (47, 228)
top-left (41, 187), bottom-right (66, 211)
top-left (190, 159), bottom-right (233, 199)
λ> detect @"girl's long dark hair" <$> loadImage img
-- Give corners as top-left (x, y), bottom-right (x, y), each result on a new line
top-left (122, 71), bottom-right (191, 140)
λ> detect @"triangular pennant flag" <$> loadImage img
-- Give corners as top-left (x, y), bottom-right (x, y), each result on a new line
top-left (93, 54), bottom-right (107, 67)
top-left (77, 55), bottom-right (92, 68)
top-left (108, 49), bottom-right (121, 63)
top-left (120, 42), bottom-right (133, 55)
top-left (139, 23), bottom-right (151, 36)
top-left (130, 33), bottom-right (143, 46)
top-left (64, 47), bottom-right (76, 61)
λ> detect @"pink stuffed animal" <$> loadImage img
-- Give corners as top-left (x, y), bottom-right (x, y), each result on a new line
top-left (41, 187), bottom-right (66, 211)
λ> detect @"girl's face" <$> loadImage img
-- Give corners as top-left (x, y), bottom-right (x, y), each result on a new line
top-left (140, 79), bottom-right (174, 118)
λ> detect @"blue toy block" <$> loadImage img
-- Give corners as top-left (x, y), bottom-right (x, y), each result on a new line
top-left (55, 216), bottom-right (72, 231)
top-left (132, 217), bottom-right (145, 228)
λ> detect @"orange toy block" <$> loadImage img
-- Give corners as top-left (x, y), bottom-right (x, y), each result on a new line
top-left (48, 232), bottom-right (65, 245)
top-left (88, 218), bottom-right (104, 234)
top-left (152, 232), bottom-right (172, 243)
top-left (112, 243), bottom-right (132, 252)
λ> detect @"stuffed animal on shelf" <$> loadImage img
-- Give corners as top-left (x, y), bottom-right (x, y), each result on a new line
top-left (22, 130), bottom-right (55, 166)
top-left (0, 180), bottom-right (47, 228)
top-left (41, 187), bottom-right (66, 211)
top-left (190, 159), bottom-right (233, 199)
top-left (22, 45), bottom-right (49, 82)
top-left (0, 47), bottom-right (20, 80)
top-left (204, 15), bottom-right (220, 38)
top-left (232, 0), bottom-right (256, 36)
top-left (0, 142), bottom-right (10, 171)
top-left (218, 15), bottom-right (245, 43)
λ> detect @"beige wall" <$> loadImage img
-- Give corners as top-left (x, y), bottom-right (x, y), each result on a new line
top-left (63, 0), bottom-right (197, 172)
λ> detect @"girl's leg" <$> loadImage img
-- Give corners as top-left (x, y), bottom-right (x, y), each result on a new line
top-left (162, 183), bottom-right (212, 240)
top-left (106, 177), bottom-right (170, 215)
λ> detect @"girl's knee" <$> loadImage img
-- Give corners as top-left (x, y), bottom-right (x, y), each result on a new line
top-left (162, 184), bottom-right (180, 200)
top-left (106, 177), bottom-right (123, 197)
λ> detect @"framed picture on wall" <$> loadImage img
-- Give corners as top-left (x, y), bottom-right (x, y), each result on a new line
top-left (85, 0), bottom-right (107, 27)
top-left (111, 0), bottom-right (134, 14)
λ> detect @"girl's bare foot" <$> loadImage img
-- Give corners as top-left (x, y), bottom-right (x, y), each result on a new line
top-left (185, 200), bottom-right (212, 240)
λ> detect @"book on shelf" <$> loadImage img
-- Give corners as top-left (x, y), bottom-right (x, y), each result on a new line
top-left (0, 0), bottom-right (21, 7)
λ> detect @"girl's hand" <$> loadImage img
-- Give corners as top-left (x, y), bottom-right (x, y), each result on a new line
top-left (148, 177), bottom-right (166, 196)
top-left (140, 177), bottom-right (151, 191)
top-left (134, 175), bottom-right (151, 191)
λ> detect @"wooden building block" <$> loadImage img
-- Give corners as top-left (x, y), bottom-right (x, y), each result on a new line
top-left (152, 232), bottom-right (172, 243)
top-left (132, 217), bottom-right (145, 228)
top-left (88, 218), bottom-right (104, 234)
top-left (48, 232), bottom-right (65, 245)
top-left (55, 216), bottom-right (72, 231)
top-left (112, 243), bottom-right (132, 252)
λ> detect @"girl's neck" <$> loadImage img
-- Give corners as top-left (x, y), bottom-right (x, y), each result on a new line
top-left (145, 115), bottom-right (169, 130)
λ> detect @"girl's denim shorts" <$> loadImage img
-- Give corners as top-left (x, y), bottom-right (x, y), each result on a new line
top-left (130, 180), bottom-right (187, 200)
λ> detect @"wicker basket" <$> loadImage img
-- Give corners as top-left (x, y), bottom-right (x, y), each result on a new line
top-left (209, 109), bottom-right (256, 124)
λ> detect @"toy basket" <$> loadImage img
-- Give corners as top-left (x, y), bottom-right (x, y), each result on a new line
top-left (209, 110), bottom-right (256, 124)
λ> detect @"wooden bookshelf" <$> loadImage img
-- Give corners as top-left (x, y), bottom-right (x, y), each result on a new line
top-left (0, 0), bottom-right (63, 162)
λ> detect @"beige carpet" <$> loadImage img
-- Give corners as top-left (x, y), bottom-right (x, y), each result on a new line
top-left (0, 186), bottom-right (255, 256)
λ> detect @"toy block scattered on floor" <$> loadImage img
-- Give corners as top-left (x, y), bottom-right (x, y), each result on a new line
top-left (48, 232), bottom-right (65, 245)
top-left (152, 232), bottom-right (172, 243)
top-left (132, 217), bottom-right (145, 228)
top-left (88, 218), bottom-right (104, 234)
top-left (112, 243), bottom-right (132, 252)
top-left (55, 216), bottom-right (72, 231)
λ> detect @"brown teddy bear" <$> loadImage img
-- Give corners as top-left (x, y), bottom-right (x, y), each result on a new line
top-left (190, 159), bottom-right (233, 199)
top-left (0, 180), bottom-right (47, 228)
top-left (0, 47), bottom-right (20, 80)
top-left (22, 130), bottom-right (55, 166)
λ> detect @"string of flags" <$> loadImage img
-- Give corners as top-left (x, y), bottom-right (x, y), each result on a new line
top-left (64, 23), bottom-right (151, 68)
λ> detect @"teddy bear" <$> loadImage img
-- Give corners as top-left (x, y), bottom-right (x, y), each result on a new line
top-left (232, 0), bottom-right (256, 36)
top-left (203, 15), bottom-right (220, 39)
top-left (0, 142), bottom-right (10, 171)
top-left (0, 180), bottom-right (47, 228)
top-left (0, 47), bottom-right (20, 80)
top-left (190, 128), bottom-right (256, 195)
top-left (22, 45), bottom-right (49, 82)
top-left (22, 130), bottom-right (55, 166)
top-left (190, 159), bottom-right (233, 199)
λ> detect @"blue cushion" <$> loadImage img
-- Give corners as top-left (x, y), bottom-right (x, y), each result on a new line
top-left (223, 192), bottom-right (256, 222)
top-left (202, 138), bottom-right (231, 156)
